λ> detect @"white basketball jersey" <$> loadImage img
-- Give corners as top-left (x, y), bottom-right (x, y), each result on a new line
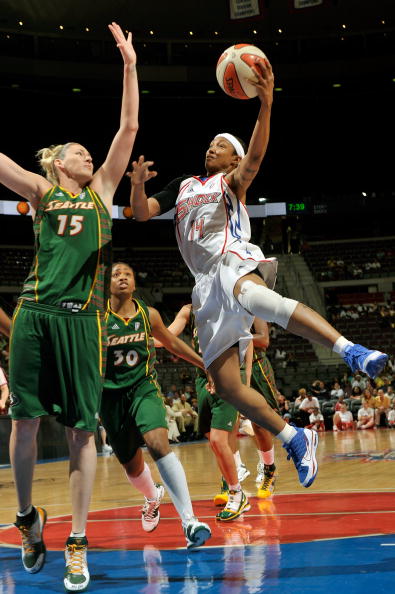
top-left (175, 173), bottom-right (262, 279)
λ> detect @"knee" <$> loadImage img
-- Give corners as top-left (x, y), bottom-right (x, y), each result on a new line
top-left (67, 428), bottom-right (94, 450)
top-left (11, 419), bottom-right (39, 443)
top-left (145, 436), bottom-right (170, 461)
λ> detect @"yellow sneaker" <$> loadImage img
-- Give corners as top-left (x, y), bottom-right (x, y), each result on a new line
top-left (213, 478), bottom-right (229, 507)
top-left (216, 490), bottom-right (251, 522)
top-left (257, 469), bottom-right (276, 499)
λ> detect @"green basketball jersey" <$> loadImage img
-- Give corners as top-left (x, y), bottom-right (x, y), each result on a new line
top-left (20, 185), bottom-right (112, 312)
top-left (104, 298), bottom-right (157, 391)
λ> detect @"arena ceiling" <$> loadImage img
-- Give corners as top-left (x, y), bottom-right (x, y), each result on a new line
top-left (1, 0), bottom-right (394, 41)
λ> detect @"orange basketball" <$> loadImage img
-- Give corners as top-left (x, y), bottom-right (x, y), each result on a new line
top-left (216, 44), bottom-right (268, 100)
top-left (16, 201), bottom-right (30, 215)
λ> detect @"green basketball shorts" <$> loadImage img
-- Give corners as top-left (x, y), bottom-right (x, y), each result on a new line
top-left (9, 300), bottom-right (106, 431)
top-left (195, 375), bottom-right (238, 435)
top-left (100, 377), bottom-right (168, 464)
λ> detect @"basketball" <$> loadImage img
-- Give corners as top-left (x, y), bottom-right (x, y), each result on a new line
top-left (216, 44), bottom-right (268, 100)
top-left (16, 201), bottom-right (30, 215)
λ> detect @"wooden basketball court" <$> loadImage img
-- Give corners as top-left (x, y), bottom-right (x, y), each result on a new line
top-left (1, 428), bottom-right (395, 592)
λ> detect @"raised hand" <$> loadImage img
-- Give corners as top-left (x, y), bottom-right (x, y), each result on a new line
top-left (126, 155), bottom-right (157, 185)
top-left (248, 58), bottom-right (274, 108)
top-left (108, 22), bottom-right (136, 66)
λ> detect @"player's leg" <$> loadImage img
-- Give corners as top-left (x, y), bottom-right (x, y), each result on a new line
top-left (227, 417), bottom-right (250, 483)
top-left (135, 382), bottom-right (211, 549)
top-left (55, 310), bottom-right (105, 592)
top-left (252, 424), bottom-right (276, 498)
top-left (9, 305), bottom-right (49, 574)
top-left (234, 273), bottom-right (388, 379)
top-left (250, 357), bottom-right (279, 497)
top-left (201, 384), bottom-right (250, 521)
top-left (209, 347), bottom-right (318, 488)
top-left (100, 385), bottom-right (164, 533)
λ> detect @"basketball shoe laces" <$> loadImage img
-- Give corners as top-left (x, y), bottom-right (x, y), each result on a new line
top-left (142, 498), bottom-right (159, 522)
top-left (261, 471), bottom-right (275, 491)
top-left (19, 523), bottom-right (38, 554)
top-left (66, 543), bottom-right (86, 575)
top-left (224, 490), bottom-right (242, 513)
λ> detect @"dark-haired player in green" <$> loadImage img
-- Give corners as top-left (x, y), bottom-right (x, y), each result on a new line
top-left (0, 23), bottom-right (139, 592)
top-left (101, 262), bottom-right (211, 548)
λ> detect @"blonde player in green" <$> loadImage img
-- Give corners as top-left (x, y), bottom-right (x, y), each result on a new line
top-left (0, 23), bottom-right (139, 592)
top-left (101, 262), bottom-right (211, 548)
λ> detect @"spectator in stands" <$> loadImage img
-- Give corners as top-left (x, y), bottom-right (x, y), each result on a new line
top-left (307, 407), bottom-right (325, 432)
top-left (387, 402), bottom-right (395, 428)
top-left (311, 380), bottom-right (328, 400)
top-left (164, 397), bottom-right (181, 443)
top-left (334, 394), bottom-right (346, 411)
top-left (375, 388), bottom-right (391, 428)
top-left (330, 381), bottom-right (344, 400)
top-left (387, 356), bottom-right (395, 373)
top-left (333, 403), bottom-right (354, 431)
top-left (350, 385), bottom-right (363, 400)
top-left (362, 388), bottom-right (377, 409)
top-left (299, 392), bottom-right (320, 426)
top-left (294, 388), bottom-right (306, 408)
top-left (277, 393), bottom-right (291, 422)
top-left (385, 386), bottom-right (394, 402)
top-left (0, 366), bottom-right (9, 415)
top-left (352, 374), bottom-right (366, 391)
top-left (356, 402), bottom-right (375, 430)
top-left (172, 394), bottom-right (199, 440)
top-left (166, 384), bottom-right (178, 399)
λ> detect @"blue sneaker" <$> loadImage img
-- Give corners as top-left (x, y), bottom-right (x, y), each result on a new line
top-left (343, 344), bottom-right (388, 379)
top-left (283, 428), bottom-right (318, 487)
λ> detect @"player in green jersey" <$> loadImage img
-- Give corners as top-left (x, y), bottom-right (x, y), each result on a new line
top-left (164, 304), bottom-right (250, 522)
top-left (101, 263), bottom-right (211, 548)
top-left (0, 23), bottom-right (139, 592)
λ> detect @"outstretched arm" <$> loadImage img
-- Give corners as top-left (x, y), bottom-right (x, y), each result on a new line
top-left (226, 59), bottom-right (274, 203)
top-left (92, 22), bottom-right (139, 211)
top-left (167, 304), bottom-right (192, 336)
top-left (0, 153), bottom-right (51, 211)
top-left (149, 307), bottom-right (205, 370)
top-left (128, 155), bottom-right (160, 220)
top-left (154, 303), bottom-right (192, 348)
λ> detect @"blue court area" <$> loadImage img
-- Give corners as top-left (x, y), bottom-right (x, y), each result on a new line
top-left (1, 534), bottom-right (394, 593)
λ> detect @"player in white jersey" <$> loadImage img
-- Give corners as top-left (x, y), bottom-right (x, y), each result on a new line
top-left (128, 56), bottom-right (388, 490)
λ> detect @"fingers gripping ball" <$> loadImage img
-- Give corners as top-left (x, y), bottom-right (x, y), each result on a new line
top-left (216, 44), bottom-right (268, 100)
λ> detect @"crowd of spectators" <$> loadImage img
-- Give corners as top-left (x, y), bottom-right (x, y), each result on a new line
top-left (276, 367), bottom-right (395, 432)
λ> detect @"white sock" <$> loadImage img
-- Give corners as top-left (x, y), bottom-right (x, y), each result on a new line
top-left (156, 452), bottom-right (194, 526)
top-left (234, 450), bottom-right (242, 467)
top-left (333, 336), bottom-right (353, 356)
top-left (126, 462), bottom-right (157, 500)
top-left (276, 424), bottom-right (297, 444)
top-left (229, 483), bottom-right (241, 492)
top-left (70, 531), bottom-right (86, 538)
top-left (262, 447), bottom-right (275, 466)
